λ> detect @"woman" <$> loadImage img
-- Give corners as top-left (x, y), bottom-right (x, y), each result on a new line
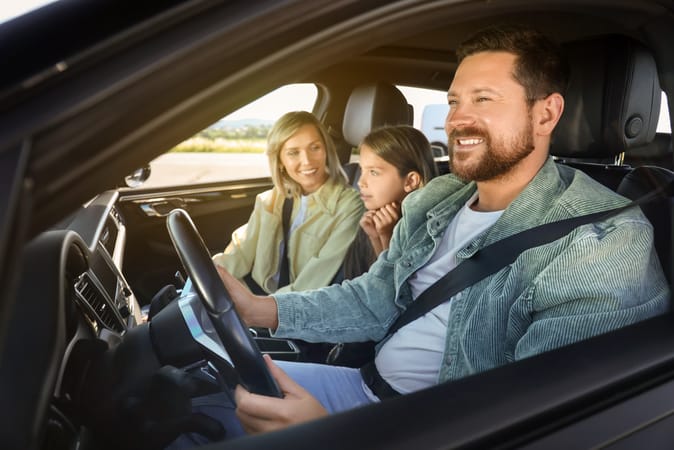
top-left (342, 125), bottom-right (438, 279)
top-left (212, 111), bottom-right (363, 294)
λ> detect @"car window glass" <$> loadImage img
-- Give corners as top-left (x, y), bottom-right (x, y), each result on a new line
top-left (657, 92), bottom-right (671, 133)
top-left (0, 1), bottom-right (59, 24)
top-left (398, 87), bottom-right (672, 140)
top-left (142, 83), bottom-right (318, 189)
top-left (397, 85), bottom-right (450, 157)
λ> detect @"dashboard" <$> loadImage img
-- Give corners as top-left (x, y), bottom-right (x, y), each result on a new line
top-left (59, 190), bottom-right (142, 334)
top-left (3, 189), bottom-right (148, 449)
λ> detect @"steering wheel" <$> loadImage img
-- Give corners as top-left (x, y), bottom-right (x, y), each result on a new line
top-left (166, 208), bottom-right (282, 398)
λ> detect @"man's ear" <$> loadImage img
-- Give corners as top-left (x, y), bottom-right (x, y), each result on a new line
top-left (404, 171), bottom-right (422, 192)
top-left (535, 93), bottom-right (564, 136)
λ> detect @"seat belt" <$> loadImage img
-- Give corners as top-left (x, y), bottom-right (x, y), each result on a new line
top-left (385, 180), bottom-right (674, 338)
top-left (277, 196), bottom-right (294, 288)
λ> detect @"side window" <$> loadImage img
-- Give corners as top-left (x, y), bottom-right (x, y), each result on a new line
top-left (142, 83), bottom-right (318, 188)
top-left (657, 92), bottom-right (671, 133)
top-left (397, 85), bottom-right (449, 157)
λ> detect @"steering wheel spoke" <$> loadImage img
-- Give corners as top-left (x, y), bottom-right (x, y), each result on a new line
top-left (166, 208), bottom-right (282, 398)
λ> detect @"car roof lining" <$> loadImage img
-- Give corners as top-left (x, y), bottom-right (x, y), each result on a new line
top-left (0, 1), bottom-right (672, 234)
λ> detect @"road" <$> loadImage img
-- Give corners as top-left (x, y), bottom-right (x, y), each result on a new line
top-left (143, 152), bottom-right (271, 188)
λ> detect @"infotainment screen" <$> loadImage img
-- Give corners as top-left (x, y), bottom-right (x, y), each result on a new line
top-left (89, 244), bottom-right (119, 301)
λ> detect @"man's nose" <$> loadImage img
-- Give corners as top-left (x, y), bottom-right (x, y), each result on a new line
top-left (445, 104), bottom-right (474, 135)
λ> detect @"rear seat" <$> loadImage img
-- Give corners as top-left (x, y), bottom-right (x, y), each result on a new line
top-left (341, 82), bottom-right (414, 187)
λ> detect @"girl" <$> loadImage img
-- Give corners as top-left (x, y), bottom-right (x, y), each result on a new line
top-left (343, 125), bottom-right (438, 279)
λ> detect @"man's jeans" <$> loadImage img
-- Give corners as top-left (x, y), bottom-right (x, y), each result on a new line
top-left (168, 351), bottom-right (378, 447)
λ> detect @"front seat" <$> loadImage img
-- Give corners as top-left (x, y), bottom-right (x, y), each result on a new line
top-left (552, 34), bottom-right (672, 285)
top-left (552, 35), bottom-right (661, 190)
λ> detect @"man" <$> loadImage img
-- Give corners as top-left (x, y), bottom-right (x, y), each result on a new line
top-left (180, 24), bottom-right (670, 441)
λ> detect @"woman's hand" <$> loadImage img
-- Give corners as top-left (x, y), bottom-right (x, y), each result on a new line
top-left (235, 355), bottom-right (328, 434)
top-left (215, 265), bottom-right (279, 329)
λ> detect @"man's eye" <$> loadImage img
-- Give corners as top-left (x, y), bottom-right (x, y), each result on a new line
top-left (476, 97), bottom-right (491, 103)
top-left (370, 170), bottom-right (379, 176)
top-left (448, 99), bottom-right (458, 107)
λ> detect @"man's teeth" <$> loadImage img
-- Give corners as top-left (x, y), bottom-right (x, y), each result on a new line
top-left (458, 138), bottom-right (482, 145)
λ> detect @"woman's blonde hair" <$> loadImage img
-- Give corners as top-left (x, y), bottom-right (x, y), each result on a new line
top-left (267, 111), bottom-right (347, 197)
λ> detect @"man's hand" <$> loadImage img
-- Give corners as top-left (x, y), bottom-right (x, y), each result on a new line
top-left (234, 355), bottom-right (328, 434)
top-left (215, 265), bottom-right (279, 329)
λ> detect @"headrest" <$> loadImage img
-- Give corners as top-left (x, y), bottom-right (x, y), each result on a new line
top-left (551, 35), bottom-right (661, 158)
top-left (342, 83), bottom-right (412, 146)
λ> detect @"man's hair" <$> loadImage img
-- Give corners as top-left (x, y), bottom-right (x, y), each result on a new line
top-left (456, 24), bottom-right (570, 104)
top-left (361, 125), bottom-right (438, 187)
top-left (266, 111), bottom-right (347, 197)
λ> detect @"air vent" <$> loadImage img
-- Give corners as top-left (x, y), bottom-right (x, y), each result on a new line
top-left (75, 274), bottom-right (124, 333)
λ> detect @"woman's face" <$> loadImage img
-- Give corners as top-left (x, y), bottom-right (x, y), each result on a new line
top-left (279, 124), bottom-right (329, 194)
top-left (357, 144), bottom-right (412, 210)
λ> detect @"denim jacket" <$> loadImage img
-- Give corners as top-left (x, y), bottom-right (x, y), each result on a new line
top-left (273, 158), bottom-right (670, 383)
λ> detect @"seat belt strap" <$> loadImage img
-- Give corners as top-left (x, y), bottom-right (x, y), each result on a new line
top-left (385, 180), bottom-right (674, 337)
top-left (278, 196), bottom-right (293, 288)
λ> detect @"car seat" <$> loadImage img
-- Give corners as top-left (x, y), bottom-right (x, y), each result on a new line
top-left (341, 82), bottom-right (413, 186)
top-left (553, 35), bottom-right (673, 286)
top-left (552, 35), bottom-right (662, 190)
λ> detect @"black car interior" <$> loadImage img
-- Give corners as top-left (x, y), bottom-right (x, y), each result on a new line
top-left (4, 1), bottom-right (674, 449)
top-left (550, 35), bottom-right (673, 287)
top-left (339, 82), bottom-right (414, 185)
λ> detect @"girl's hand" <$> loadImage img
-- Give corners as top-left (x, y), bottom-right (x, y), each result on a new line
top-left (235, 355), bottom-right (328, 434)
top-left (359, 210), bottom-right (379, 239)
top-left (371, 202), bottom-right (401, 249)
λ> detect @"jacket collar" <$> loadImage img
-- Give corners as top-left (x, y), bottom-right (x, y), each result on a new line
top-left (302, 178), bottom-right (345, 215)
top-left (425, 157), bottom-right (566, 256)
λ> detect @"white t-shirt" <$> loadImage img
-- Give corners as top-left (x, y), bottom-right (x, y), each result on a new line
top-left (375, 193), bottom-right (503, 394)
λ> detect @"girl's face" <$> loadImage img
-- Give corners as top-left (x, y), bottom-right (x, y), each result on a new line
top-left (357, 144), bottom-right (418, 210)
top-left (279, 124), bottom-right (329, 194)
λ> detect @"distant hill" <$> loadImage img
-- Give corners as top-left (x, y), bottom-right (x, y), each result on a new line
top-left (211, 118), bottom-right (274, 129)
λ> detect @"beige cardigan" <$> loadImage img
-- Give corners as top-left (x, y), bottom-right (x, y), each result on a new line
top-left (212, 179), bottom-right (363, 293)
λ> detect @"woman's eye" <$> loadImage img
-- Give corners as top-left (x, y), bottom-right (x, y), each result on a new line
top-left (286, 150), bottom-right (299, 157)
top-left (370, 170), bottom-right (379, 176)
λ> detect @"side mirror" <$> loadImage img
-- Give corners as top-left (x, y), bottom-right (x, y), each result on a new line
top-left (124, 166), bottom-right (151, 188)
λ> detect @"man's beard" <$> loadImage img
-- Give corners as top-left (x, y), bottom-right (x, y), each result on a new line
top-left (448, 118), bottom-right (535, 182)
